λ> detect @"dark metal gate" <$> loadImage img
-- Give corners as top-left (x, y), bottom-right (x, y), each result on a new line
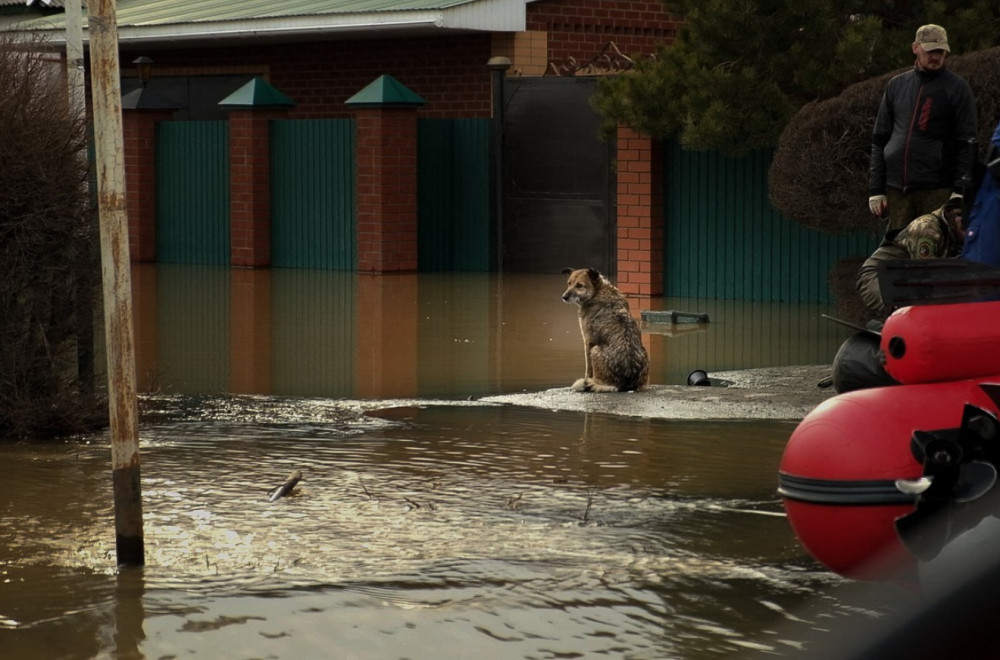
top-left (501, 77), bottom-right (613, 274)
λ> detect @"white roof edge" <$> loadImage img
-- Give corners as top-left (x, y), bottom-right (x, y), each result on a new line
top-left (15, 3), bottom-right (526, 46)
top-left (116, 19), bottom-right (447, 45)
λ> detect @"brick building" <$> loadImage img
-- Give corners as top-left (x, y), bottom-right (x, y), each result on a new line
top-left (15, 0), bottom-right (681, 294)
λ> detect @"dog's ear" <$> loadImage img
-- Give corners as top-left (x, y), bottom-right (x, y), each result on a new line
top-left (561, 267), bottom-right (574, 275)
top-left (587, 268), bottom-right (601, 284)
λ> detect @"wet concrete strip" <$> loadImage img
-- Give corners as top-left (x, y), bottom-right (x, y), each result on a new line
top-left (478, 365), bottom-right (836, 421)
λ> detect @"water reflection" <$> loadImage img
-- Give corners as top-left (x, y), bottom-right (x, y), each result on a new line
top-left (0, 398), bottom-right (875, 659)
top-left (1, 266), bottom-right (872, 658)
top-left (129, 264), bottom-right (848, 399)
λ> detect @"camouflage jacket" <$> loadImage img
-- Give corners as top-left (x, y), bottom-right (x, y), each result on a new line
top-left (856, 203), bottom-right (960, 320)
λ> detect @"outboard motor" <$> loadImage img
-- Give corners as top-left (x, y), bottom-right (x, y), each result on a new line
top-left (895, 402), bottom-right (1000, 562)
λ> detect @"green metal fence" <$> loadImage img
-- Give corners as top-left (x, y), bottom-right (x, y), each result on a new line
top-left (151, 117), bottom-right (868, 307)
top-left (270, 119), bottom-right (356, 270)
top-left (417, 118), bottom-right (492, 271)
top-left (155, 121), bottom-right (229, 264)
top-left (664, 142), bottom-right (876, 302)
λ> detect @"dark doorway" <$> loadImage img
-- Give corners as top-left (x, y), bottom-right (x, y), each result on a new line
top-left (501, 77), bottom-right (613, 274)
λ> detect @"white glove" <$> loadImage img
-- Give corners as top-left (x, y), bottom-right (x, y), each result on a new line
top-left (868, 194), bottom-right (888, 217)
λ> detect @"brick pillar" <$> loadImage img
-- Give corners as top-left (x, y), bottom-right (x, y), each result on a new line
top-left (354, 107), bottom-right (419, 272)
top-left (615, 124), bottom-right (664, 297)
top-left (122, 108), bottom-right (172, 262)
top-left (228, 109), bottom-right (287, 268)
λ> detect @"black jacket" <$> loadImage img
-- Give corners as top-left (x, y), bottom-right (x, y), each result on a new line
top-left (869, 67), bottom-right (977, 195)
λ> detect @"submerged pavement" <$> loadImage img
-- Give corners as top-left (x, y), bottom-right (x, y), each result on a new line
top-left (479, 365), bottom-right (836, 421)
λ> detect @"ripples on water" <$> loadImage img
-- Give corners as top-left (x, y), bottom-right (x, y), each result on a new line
top-left (1, 395), bottom-right (899, 659)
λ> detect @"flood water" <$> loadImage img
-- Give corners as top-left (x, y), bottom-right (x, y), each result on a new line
top-left (2, 266), bottom-right (905, 659)
top-left (127, 264), bottom-right (849, 398)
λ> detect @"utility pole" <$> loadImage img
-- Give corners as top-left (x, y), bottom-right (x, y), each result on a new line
top-left (65, 0), bottom-right (95, 393)
top-left (64, 0), bottom-right (85, 121)
top-left (88, 0), bottom-right (144, 566)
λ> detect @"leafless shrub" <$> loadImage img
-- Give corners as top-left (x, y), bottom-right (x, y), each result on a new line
top-left (0, 33), bottom-right (104, 439)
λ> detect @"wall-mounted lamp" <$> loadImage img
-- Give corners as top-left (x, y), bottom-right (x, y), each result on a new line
top-left (132, 56), bottom-right (153, 88)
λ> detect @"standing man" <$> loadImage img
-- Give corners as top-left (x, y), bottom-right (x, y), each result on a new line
top-left (868, 24), bottom-right (978, 230)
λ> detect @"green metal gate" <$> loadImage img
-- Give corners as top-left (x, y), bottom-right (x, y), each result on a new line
top-left (270, 119), bottom-right (356, 270)
top-left (664, 142), bottom-right (875, 303)
top-left (156, 121), bottom-right (229, 264)
top-left (417, 118), bottom-right (492, 271)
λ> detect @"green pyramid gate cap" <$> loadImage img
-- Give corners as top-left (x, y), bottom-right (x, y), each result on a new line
top-left (345, 74), bottom-right (426, 108)
top-left (219, 76), bottom-right (295, 109)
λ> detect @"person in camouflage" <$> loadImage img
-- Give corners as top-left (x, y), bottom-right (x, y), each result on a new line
top-left (856, 199), bottom-right (964, 320)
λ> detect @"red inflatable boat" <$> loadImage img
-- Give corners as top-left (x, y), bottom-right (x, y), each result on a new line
top-left (779, 301), bottom-right (1000, 581)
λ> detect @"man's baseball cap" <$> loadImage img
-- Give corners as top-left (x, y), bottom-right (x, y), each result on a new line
top-left (915, 24), bottom-right (950, 53)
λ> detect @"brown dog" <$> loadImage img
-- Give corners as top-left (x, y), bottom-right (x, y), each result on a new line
top-left (561, 267), bottom-right (649, 392)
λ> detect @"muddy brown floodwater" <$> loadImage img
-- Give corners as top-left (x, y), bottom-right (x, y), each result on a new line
top-left (3, 267), bottom-right (912, 658)
top-left (0, 379), bottom-right (909, 660)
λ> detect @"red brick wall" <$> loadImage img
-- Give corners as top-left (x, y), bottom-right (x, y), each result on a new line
top-left (133, 34), bottom-right (494, 119)
top-left (127, 2), bottom-right (679, 120)
top-left (355, 107), bottom-right (420, 272)
top-left (229, 110), bottom-right (280, 267)
top-left (122, 110), bottom-right (172, 262)
top-left (616, 125), bottom-right (663, 296)
top-left (527, 0), bottom-right (679, 62)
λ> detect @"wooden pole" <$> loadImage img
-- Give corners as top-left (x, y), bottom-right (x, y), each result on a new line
top-left (88, 0), bottom-right (144, 567)
top-left (64, 0), bottom-right (85, 121)
top-left (66, 0), bottom-right (95, 394)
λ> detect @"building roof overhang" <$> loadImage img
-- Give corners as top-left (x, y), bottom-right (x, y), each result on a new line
top-left (8, 0), bottom-right (529, 48)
